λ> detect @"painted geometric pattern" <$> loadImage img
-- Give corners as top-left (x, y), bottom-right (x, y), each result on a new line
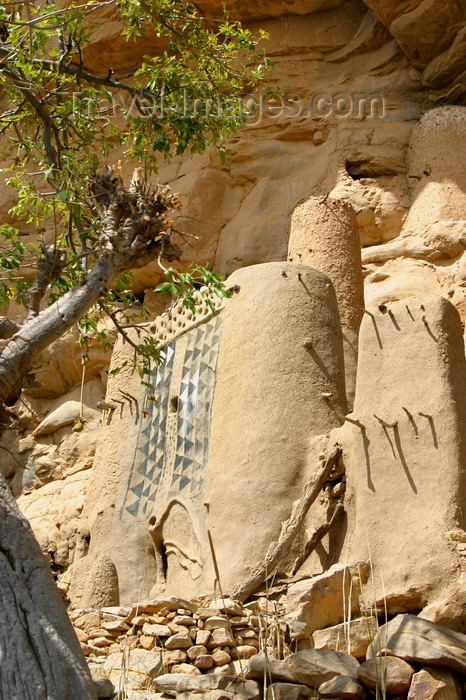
top-left (169, 316), bottom-right (223, 500)
top-left (121, 316), bottom-right (222, 520)
top-left (121, 343), bottom-right (175, 520)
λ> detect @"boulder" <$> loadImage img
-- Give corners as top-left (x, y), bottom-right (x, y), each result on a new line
top-left (128, 596), bottom-right (198, 619)
top-left (164, 631), bottom-right (193, 649)
top-left (419, 582), bottom-right (466, 634)
top-left (208, 627), bottom-right (235, 647)
top-left (176, 674), bottom-right (262, 698)
top-left (312, 616), bottom-right (378, 659)
top-left (205, 616), bottom-right (231, 630)
top-left (74, 611), bottom-right (102, 634)
top-left (197, 607), bottom-right (221, 620)
top-left (247, 649), bottom-right (360, 687)
top-left (212, 598), bottom-right (243, 616)
top-left (213, 650), bottom-right (232, 665)
top-left (200, 692), bottom-right (232, 700)
top-left (141, 622), bottom-right (171, 637)
top-left (103, 650), bottom-right (162, 689)
top-left (266, 683), bottom-right (310, 699)
top-left (171, 662), bottom-right (202, 675)
top-left (162, 649), bottom-right (187, 665)
top-left (407, 667), bottom-right (463, 700)
top-left (246, 649), bottom-right (359, 688)
top-left (246, 653), bottom-right (294, 683)
top-left (173, 614), bottom-right (196, 626)
top-left (100, 606), bottom-right (131, 617)
top-left (195, 654), bottom-right (214, 669)
top-left (197, 629), bottom-right (212, 646)
top-left (138, 635), bottom-right (155, 650)
top-left (188, 645), bottom-right (209, 660)
top-left (367, 615), bottom-right (466, 674)
top-left (284, 650), bottom-right (360, 686)
top-left (33, 400), bottom-right (99, 436)
top-left (151, 672), bottom-right (187, 695)
top-left (206, 663), bottom-right (234, 677)
top-left (285, 563), bottom-right (368, 639)
top-left (234, 645), bottom-right (259, 659)
top-left (357, 656), bottom-right (414, 695)
top-left (102, 619), bottom-right (129, 633)
top-left (318, 675), bottom-right (368, 699)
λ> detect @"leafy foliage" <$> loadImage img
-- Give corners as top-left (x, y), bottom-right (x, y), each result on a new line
top-left (155, 262), bottom-right (230, 312)
top-left (0, 0), bottom-right (270, 378)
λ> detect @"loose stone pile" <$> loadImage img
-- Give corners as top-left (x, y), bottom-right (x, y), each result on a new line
top-left (71, 595), bottom-right (286, 670)
top-left (70, 594), bottom-right (466, 700)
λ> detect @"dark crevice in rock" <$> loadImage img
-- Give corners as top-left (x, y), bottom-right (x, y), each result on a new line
top-left (345, 160), bottom-right (398, 179)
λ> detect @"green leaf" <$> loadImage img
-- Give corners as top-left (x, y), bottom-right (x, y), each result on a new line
top-left (0, 0), bottom-right (271, 393)
top-left (154, 281), bottom-right (172, 293)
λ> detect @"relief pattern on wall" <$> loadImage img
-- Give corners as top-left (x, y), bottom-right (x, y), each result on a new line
top-left (121, 315), bottom-right (223, 521)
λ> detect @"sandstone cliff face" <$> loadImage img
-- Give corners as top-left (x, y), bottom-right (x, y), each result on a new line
top-left (2, 0), bottom-right (466, 619)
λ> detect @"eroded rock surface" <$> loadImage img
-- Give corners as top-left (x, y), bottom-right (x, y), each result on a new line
top-left (367, 615), bottom-right (466, 674)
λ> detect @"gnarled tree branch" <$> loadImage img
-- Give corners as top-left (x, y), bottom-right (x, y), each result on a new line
top-left (0, 169), bottom-right (180, 416)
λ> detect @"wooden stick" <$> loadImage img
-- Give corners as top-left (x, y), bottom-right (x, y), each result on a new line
top-left (292, 503), bottom-right (345, 575)
top-left (373, 414), bottom-right (397, 429)
top-left (231, 446), bottom-right (342, 603)
top-left (96, 400), bottom-right (117, 411)
top-left (333, 411), bottom-right (365, 430)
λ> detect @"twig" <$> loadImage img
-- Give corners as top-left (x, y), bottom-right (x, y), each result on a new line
top-left (0, 445), bottom-right (22, 468)
top-left (97, 400), bottom-right (117, 411)
top-left (118, 389), bottom-right (138, 403)
top-left (98, 300), bottom-right (140, 353)
top-left (373, 414), bottom-right (397, 429)
top-left (333, 411), bottom-right (365, 430)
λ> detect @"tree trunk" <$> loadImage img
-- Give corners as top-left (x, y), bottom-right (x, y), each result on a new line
top-left (0, 253), bottom-right (119, 407)
top-left (0, 474), bottom-right (97, 699)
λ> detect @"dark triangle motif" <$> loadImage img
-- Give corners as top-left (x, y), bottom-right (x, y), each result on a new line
top-left (120, 341), bottom-right (175, 520)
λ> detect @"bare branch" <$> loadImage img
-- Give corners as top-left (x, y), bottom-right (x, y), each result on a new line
top-left (98, 300), bottom-right (140, 352)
